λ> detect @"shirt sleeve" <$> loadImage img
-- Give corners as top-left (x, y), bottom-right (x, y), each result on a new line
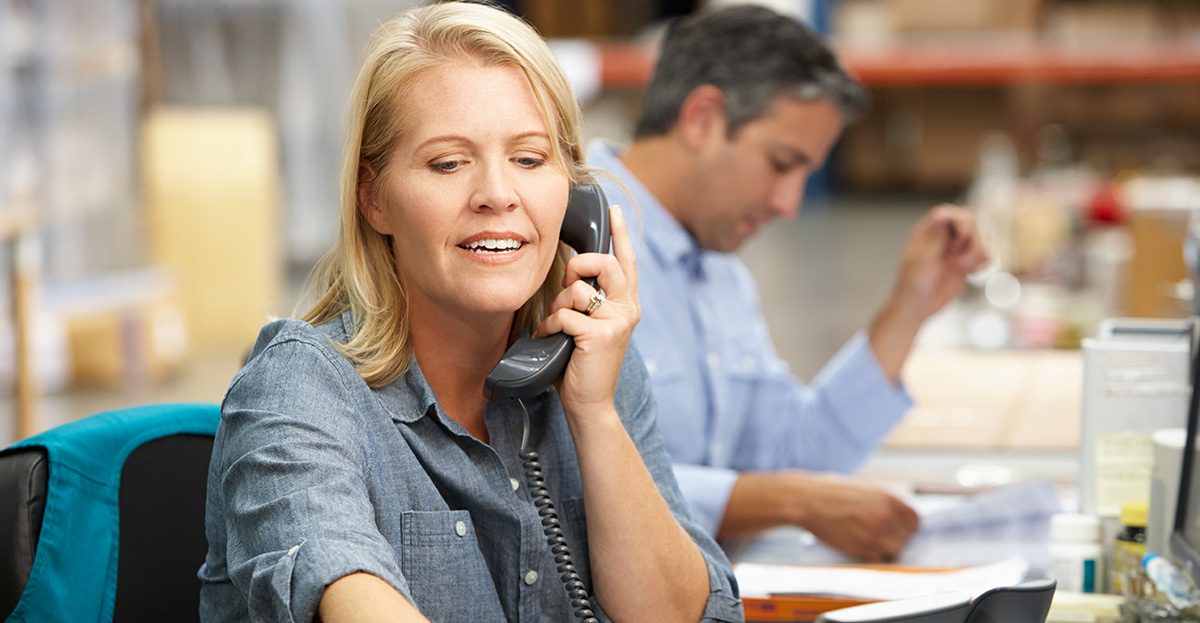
top-left (213, 337), bottom-right (413, 622)
top-left (671, 464), bottom-right (739, 537)
top-left (615, 344), bottom-right (745, 623)
top-left (735, 328), bottom-right (914, 475)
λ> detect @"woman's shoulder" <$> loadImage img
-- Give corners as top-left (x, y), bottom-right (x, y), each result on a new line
top-left (231, 313), bottom-right (361, 393)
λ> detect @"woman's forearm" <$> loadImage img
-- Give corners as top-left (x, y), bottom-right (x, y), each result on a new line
top-left (319, 573), bottom-right (430, 623)
top-left (568, 412), bottom-right (709, 623)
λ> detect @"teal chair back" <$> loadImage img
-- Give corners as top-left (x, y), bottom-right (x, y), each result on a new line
top-left (0, 403), bottom-right (220, 622)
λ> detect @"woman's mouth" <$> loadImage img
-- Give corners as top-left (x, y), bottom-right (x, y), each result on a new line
top-left (458, 238), bottom-right (524, 254)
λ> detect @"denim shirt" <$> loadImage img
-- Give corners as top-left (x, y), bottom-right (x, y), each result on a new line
top-left (198, 311), bottom-right (743, 622)
top-left (587, 139), bottom-right (914, 536)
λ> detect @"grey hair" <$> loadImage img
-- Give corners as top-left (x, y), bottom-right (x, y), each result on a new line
top-left (633, 4), bottom-right (867, 139)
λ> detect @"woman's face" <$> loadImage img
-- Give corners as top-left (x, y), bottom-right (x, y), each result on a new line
top-left (363, 61), bottom-right (570, 322)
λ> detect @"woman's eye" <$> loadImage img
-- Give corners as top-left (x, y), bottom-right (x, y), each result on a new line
top-left (430, 161), bottom-right (461, 173)
top-left (515, 156), bottom-right (545, 168)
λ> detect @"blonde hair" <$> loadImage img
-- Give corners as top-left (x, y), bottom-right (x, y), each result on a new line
top-left (302, 1), bottom-right (588, 387)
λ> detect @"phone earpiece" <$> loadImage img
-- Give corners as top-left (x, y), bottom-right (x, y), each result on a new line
top-left (483, 184), bottom-right (611, 401)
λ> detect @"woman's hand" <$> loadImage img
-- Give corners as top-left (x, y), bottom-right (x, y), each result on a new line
top-left (533, 204), bottom-right (639, 423)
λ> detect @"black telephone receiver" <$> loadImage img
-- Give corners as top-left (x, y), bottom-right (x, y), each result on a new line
top-left (483, 184), bottom-right (611, 401)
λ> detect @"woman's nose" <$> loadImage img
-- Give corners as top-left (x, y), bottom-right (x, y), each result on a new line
top-left (470, 162), bottom-right (519, 213)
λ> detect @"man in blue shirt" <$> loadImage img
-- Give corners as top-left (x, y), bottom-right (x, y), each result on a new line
top-left (587, 5), bottom-right (988, 562)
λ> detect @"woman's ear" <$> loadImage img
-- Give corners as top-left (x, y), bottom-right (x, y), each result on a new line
top-left (357, 160), bottom-right (390, 234)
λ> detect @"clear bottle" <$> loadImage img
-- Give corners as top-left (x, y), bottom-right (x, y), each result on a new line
top-left (1111, 501), bottom-right (1148, 595)
top-left (1048, 513), bottom-right (1104, 593)
top-left (1143, 553), bottom-right (1200, 609)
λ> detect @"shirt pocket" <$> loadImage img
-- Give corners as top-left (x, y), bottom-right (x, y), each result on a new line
top-left (399, 510), bottom-right (505, 620)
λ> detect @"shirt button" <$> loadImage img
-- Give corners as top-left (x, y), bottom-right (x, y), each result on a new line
top-left (524, 570), bottom-right (539, 585)
top-left (510, 477), bottom-right (520, 492)
top-left (455, 521), bottom-right (467, 537)
top-left (710, 442), bottom-right (723, 462)
top-left (706, 352), bottom-right (720, 368)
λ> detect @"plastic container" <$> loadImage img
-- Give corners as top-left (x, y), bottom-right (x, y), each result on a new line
top-left (1048, 513), bottom-right (1104, 593)
top-left (1143, 553), bottom-right (1200, 609)
top-left (1111, 501), bottom-right (1148, 595)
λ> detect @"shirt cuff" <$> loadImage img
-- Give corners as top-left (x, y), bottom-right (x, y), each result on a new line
top-left (813, 331), bottom-right (915, 453)
top-left (672, 463), bottom-right (740, 537)
top-left (285, 531), bottom-right (410, 622)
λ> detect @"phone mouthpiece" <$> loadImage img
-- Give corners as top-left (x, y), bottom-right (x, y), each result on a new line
top-left (483, 334), bottom-right (574, 401)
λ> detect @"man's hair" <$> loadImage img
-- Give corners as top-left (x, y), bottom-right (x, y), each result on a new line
top-left (633, 4), bottom-right (867, 139)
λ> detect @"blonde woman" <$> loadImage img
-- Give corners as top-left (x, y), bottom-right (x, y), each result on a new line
top-left (198, 3), bottom-right (742, 622)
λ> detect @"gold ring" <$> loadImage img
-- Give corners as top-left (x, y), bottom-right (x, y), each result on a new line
top-left (585, 290), bottom-right (605, 315)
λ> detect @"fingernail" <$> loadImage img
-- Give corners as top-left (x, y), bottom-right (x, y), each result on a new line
top-left (610, 204), bottom-right (623, 220)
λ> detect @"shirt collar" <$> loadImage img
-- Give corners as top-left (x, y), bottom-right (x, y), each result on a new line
top-left (586, 138), bottom-right (703, 271)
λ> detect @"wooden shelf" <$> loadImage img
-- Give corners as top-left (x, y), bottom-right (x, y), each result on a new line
top-left (591, 40), bottom-right (1200, 89)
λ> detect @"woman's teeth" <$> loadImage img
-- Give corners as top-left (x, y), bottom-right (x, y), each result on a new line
top-left (460, 239), bottom-right (522, 253)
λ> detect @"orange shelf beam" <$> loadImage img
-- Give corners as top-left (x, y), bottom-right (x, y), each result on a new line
top-left (594, 40), bottom-right (1200, 89)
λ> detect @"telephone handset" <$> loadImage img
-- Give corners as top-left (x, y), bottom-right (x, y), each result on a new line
top-left (483, 183), bottom-right (611, 401)
top-left (482, 183), bottom-right (610, 623)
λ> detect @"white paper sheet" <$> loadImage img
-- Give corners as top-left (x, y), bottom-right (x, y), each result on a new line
top-left (734, 555), bottom-right (1032, 601)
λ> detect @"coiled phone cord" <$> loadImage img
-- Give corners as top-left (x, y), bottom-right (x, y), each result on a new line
top-left (516, 398), bottom-right (600, 623)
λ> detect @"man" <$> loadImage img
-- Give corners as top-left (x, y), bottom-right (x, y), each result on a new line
top-left (587, 4), bottom-right (988, 562)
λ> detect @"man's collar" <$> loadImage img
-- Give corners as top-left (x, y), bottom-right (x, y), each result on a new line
top-left (586, 138), bottom-right (701, 269)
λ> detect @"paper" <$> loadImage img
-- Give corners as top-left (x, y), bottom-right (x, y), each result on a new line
top-left (734, 555), bottom-right (1032, 601)
top-left (915, 479), bottom-right (1061, 534)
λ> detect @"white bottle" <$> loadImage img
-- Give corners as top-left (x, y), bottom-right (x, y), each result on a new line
top-left (1048, 513), bottom-right (1104, 593)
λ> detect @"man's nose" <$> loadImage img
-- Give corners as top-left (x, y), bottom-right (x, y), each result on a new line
top-left (767, 175), bottom-right (806, 220)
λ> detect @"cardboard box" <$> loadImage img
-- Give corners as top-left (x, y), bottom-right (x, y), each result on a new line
top-left (523, 0), bottom-right (651, 38)
top-left (839, 87), bottom-right (1011, 192)
top-left (45, 268), bottom-right (188, 388)
top-left (1123, 208), bottom-right (1190, 319)
top-left (890, 0), bottom-right (1042, 35)
top-left (141, 107), bottom-right (282, 351)
top-left (1043, 1), bottom-right (1163, 47)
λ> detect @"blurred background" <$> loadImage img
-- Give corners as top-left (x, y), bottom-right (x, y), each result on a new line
top-left (2, 0), bottom-right (1199, 492)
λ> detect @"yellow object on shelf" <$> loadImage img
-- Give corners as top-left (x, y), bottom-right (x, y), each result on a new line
top-left (141, 107), bottom-right (282, 351)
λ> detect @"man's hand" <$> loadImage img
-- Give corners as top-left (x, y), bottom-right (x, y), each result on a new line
top-left (718, 471), bottom-right (920, 562)
top-left (870, 204), bottom-right (989, 383)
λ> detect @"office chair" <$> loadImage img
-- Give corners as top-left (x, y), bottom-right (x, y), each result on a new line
top-left (964, 578), bottom-right (1056, 623)
top-left (814, 578), bottom-right (1058, 623)
top-left (0, 403), bottom-right (220, 623)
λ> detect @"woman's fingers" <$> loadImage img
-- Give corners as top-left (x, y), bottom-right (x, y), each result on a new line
top-left (546, 280), bottom-right (607, 318)
top-left (561, 205), bottom-right (638, 300)
top-left (608, 205), bottom-right (638, 291)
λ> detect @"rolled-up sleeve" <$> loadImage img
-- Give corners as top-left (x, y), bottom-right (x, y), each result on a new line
top-left (615, 344), bottom-right (744, 622)
top-left (214, 339), bottom-right (411, 622)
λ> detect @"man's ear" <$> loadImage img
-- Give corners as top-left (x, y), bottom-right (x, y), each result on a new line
top-left (677, 84), bottom-right (728, 151)
top-left (357, 160), bottom-right (390, 235)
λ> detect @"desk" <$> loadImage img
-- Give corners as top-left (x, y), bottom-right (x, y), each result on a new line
top-left (726, 485), bottom-right (1060, 622)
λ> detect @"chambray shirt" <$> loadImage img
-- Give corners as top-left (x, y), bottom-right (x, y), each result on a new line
top-left (587, 139), bottom-right (914, 536)
top-left (198, 312), bottom-right (743, 622)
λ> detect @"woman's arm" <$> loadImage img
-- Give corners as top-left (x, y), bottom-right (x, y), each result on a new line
top-left (319, 573), bottom-right (430, 623)
top-left (570, 411), bottom-right (710, 623)
top-left (536, 205), bottom-right (710, 622)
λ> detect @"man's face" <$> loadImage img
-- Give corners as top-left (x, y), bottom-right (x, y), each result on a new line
top-left (678, 94), bottom-right (844, 253)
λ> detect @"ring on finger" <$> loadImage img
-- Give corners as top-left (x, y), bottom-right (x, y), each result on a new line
top-left (585, 289), bottom-right (605, 315)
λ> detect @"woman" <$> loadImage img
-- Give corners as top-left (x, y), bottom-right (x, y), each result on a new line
top-left (198, 3), bottom-right (743, 622)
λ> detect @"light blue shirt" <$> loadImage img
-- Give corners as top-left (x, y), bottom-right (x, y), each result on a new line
top-left (587, 139), bottom-right (913, 536)
top-left (199, 311), bottom-right (743, 622)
